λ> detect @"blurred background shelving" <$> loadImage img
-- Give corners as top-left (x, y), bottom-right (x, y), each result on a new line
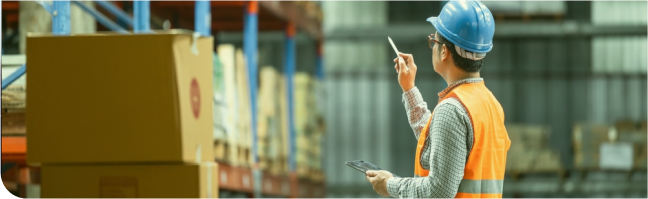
top-left (1, 1), bottom-right (647, 198)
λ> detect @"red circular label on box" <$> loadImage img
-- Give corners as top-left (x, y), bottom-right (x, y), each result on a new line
top-left (190, 78), bottom-right (200, 119)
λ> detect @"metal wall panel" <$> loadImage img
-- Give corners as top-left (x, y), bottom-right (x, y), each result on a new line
top-left (357, 75), bottom-right (373, 178)
top-left (591, 37), bottom-right (606, 73)
top-left (390, 78), bottom-right (416, 177)
top-left (324, 76), bottom-right (340, 185)
top-left (571, 78), bottom-right (590, 123)
top-left (339, 77), bottom-right (354, 185)
top-left (547, 39), bottom-right (567, 73)
top-left (375, 77), bottom-right (393, 171)
top-left (522, 79), bottom-right (547, 124)
top-left (519, 40), bottom-right (547, 73)
top-left (642, 78), bottom-right (647, 120)
top-left (608, 77), bottom-right (625, 122)
top-left (570, 38), bottom-right (591, 73)
top-left (548, 78), bottom-right (571, 165)
top-left (640, 37), bottom-right (648, 73)
top-left (590, 77), bottom-right (608, 124)
top-left (626, 77), bottom-right (642, 121)
top-left (498, 40), bottom-right (515, 73)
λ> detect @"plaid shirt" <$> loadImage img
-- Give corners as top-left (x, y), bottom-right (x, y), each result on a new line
top-left (386, 78), bottom-right (482, 198)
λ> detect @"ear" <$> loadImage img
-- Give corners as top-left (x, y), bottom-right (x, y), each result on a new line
top-left (441, 44), bottom-right (448, 61)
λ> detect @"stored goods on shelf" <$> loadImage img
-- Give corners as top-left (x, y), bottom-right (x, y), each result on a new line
top-left (641, 121), bottom-right (647, 131)
top-left (293, 73), bottom-right (325, 178)
top-left (573, 123), bottom-right (611, 170)
top-left (217, 44), bottom-right (239, 165)
top-left (41, 163), bottom-right (218, 198)
top-left (2, 109), bottom-right (26, 135)
top-left (235, 48), bottom-right (252, 167)
top-left (506, 124), bottom-right (563, 173)
top-left (26, 31), bottom-right (214, 164)
top-left (257, 66), bottom-right (285, 172)
top-left (573, 122), bottom-right (647, 170)
top-left (1, 85), bottom-right (26, 109)
top-left (616, 120), bottom-right (641, 132)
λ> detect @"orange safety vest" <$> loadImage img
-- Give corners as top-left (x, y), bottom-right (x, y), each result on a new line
top-left (414, 81), bottom-right (510, 198)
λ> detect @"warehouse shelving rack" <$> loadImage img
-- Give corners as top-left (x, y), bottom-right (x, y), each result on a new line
top-left (1, 1), bottom-right (324, 198)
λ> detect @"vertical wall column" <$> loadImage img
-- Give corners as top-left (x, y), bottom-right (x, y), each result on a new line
top-left (195, 1), bottom-right (211, 36)
top-left (285, 22), bottom-right (296, 172)
top-left (134, 1), bottom-right (150, 33)
top-left (52, 1), bottom-right (71, 35)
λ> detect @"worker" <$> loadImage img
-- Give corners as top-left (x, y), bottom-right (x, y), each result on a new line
top-left (365, 0), bottom-right (510, 198)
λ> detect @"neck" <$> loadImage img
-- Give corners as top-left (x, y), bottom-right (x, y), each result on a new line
top-left (444, 71), bottom-right (480, 86)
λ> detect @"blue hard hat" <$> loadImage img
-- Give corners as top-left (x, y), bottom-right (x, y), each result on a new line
top-left (427, 0), bottom-right (495, 53)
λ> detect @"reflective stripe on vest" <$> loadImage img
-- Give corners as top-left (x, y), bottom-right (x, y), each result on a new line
top-left (413, 81), bottom-right (510, 198)
top-left (457, 179), bottom-right (504, 194)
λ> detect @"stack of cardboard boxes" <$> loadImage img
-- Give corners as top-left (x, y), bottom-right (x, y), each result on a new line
top-left (294, 73), bottom-right (325, 180)
top-left (573, 123), bottom-right (609, 169)
top-left (615, 120), bottom-right (648, 170)
top-left (26, 31), bottom-right (218, 198)
top-left (2, 85), bottom-right (26, 136)
top-left (256, 67), bottom-right (289, 175)
top-left (573, 121), bottom-right (647, 171)
top-left (506, 124), bottom-right (563, 173)
top-left (212, 44), bottom-right (253, 167)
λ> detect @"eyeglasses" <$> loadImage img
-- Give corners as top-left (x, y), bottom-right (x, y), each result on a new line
top-left (428, 34), bottom-right (441, 49)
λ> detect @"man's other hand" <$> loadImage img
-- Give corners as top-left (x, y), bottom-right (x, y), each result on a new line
top-left (365, 170), bottom-right (394, 197)
top-left (394, 53), bottom-right (417, 92)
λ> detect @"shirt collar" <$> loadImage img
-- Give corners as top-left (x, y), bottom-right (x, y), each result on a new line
top-left (438, 78), bottom-right (484, 101)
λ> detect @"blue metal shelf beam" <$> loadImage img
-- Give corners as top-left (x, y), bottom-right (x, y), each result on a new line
top-left (134, 1), bottom-right (150, 33)
top-left (3, 1), bottom-right (71, 90)
top-left (52, 1), bottom-right (71, 35)
top-left (1, 64), bottom-right (26, 90)
top-left (195, 1), bottom-right (211, 36)
top-left (72, 1), bottom-right (128, 33)
top-left (95, 1), bottom-right (134, 28)
top-left (244, 1), bottom-right (259, 165)
top-left (285, 23), bottom-right (296, 172)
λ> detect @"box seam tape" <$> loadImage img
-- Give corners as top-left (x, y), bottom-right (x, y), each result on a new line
top-left (191, 32), bottom-right (200, 56)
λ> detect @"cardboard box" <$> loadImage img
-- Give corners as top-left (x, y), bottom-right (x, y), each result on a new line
top-left (41, 163), bottom-right (218, 198)
top-left (26, 30), bottom-right (214, 164)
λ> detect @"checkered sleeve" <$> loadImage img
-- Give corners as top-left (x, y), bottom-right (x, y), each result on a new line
top-left (402, 87), bottom-right (432, 140)
top-left (387, 99), bottom-right (470, 198)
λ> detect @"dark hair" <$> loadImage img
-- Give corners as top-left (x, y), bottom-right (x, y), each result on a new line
top-left (437, 35), bottom-right (483, 72)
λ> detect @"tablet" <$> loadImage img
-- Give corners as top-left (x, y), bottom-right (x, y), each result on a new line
top-left (345, 160), bottom-right (400, 178)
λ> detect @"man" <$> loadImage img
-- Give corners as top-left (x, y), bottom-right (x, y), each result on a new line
top-left (365, 0), bottom-right (510, 198)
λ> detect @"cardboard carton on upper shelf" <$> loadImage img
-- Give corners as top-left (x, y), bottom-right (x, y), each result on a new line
top-left (26, 30), bottom-right (214, 164)
top-left (41, 163), bottom-right (218, 198)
